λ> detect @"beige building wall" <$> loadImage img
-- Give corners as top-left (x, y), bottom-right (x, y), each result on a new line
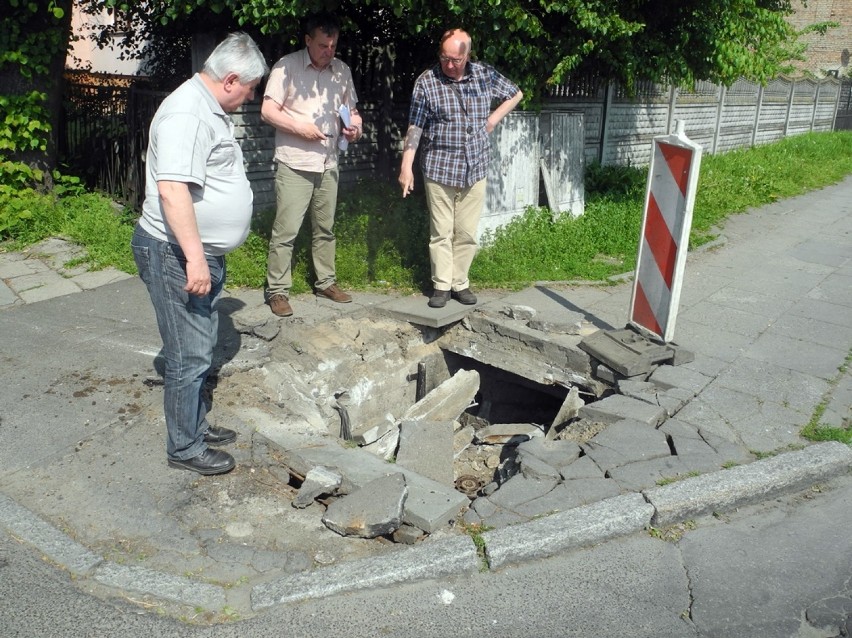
top-left (66, 3), bottom-right (147, 76)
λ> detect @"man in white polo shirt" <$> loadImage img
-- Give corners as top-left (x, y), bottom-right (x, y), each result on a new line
top-left (131, 33), bottom-right (268, 475)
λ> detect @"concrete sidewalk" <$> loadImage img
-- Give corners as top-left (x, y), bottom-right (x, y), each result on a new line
top-left (0, 178), bottom-right (850, 618)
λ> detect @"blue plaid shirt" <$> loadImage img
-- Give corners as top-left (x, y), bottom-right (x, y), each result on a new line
top-left (408, 61), bottom-right (520, 188)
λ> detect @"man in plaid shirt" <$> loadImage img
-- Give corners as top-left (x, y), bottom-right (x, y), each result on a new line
top-left (399, 28), bottom-right (522, 308)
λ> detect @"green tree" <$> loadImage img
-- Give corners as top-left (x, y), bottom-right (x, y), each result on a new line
top-left (0, 0), bottom-right (73, 183)
top-left (81, 0), bottom-right (820, 100)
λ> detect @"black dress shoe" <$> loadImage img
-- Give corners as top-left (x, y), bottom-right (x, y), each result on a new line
top-left (167, 448), bottom-right (235, 475)
top-left (428, 290), bottom-right (451, 308)
top-left (452, 288), bottom-right (477, 305)
top-left (203, 425), bottom-right (237, 445)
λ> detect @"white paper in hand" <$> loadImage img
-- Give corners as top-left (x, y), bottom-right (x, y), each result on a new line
top-left (338, 105), bottom-right (351, 152)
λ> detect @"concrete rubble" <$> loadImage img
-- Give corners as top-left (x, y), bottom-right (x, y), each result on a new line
top-left (247, 305), bottom-right (766, 543)
top-left (322, 473), bottom-right (407, 538)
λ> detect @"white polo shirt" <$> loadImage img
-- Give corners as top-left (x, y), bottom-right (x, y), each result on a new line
top-left (140, 74), bottom-right (253, 257)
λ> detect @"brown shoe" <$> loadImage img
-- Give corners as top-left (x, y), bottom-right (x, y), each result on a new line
top-left (268, 293), bottom-right (293, 317)
top-left (316, 283), bottom-right (352, 303)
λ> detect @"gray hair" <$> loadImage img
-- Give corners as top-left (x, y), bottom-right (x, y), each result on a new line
top-left (203, 32), bottom-right (269, 83)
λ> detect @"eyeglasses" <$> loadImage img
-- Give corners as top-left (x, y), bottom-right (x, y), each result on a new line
top-left (439, 54), bottom-right (467, 66)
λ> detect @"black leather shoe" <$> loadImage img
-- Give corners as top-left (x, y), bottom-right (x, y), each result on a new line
top-left (428, 290), bottom-right (451, 308)
top-left (168, 448), bottom-right (235, 475)
top-left (452, 288), bottom-right (477, 305)
top-left (203, 425), bottom-right (237, 446)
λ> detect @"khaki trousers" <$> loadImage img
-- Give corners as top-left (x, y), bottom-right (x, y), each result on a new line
top-left (424, 177), bottom-right (486, 291)
top-left (266, 163), bottom-right (339, 296)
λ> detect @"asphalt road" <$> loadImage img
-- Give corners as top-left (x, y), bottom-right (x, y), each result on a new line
top-left (3, 471), bottom-right (849, 638)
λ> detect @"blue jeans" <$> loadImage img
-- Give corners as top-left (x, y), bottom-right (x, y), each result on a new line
top-left (131, 225), bottom-right (224, 461)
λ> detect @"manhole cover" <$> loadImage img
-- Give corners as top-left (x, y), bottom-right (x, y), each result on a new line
top-left (455, 475), bottom-right (483, 496)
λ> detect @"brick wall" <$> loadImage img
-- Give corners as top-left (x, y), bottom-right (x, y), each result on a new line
top-left (787, 0), bottom-right (851, 77)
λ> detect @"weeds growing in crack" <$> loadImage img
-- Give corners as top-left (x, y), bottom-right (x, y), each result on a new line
top-left (459, 521), bottom-right (492, 572)
top-left (648, 520), bottom-right (696, 542)
top-left (801, 350), bottom-right (852, 445)
top-left (655, 471), bottom-right (700, 486)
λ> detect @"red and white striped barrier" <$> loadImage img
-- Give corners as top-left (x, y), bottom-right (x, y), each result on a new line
top-left (628, 121), bottom-right (702, 342)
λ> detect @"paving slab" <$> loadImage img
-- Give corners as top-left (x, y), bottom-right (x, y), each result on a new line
top-left (578, 394), bottom-right (668, 427)
top-left (0, 281), bottom-right (17, 307)
top-left (396, 420), bottom-right (456, 486)
top-left (581, 420), bottom-right (671, 471)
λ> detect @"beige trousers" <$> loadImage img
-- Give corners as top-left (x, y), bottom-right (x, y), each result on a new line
top-left (266, 163), bottom-right (339, 296)
top-left (424, 177), bottom-right (486, 292)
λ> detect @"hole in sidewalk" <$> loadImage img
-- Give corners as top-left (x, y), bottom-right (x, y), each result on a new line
top-left (440, 351), bottom-right (601, 499)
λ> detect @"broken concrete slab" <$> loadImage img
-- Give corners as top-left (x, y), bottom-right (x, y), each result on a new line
top-left (559, 454), bottom-right (605, 480)
top-left (617, 380), bottom-right (694, 418)
top-left (322, 473), bottom-right (407, 538)
top-left (579, 328), bottom-right (676, 377)
top-left (263, 437), bottom-right (468, 534)
top-left (515, 437), bottom-right (582, 474)
top-left (353, 420), bottom-right (397, 446)
top-left (486, 473), bottom-right (560, 511)
top-left (512, 483), bottom-right (583, 517)
top-left (675, 452), bottom-right (730, 474)
top-left (403, 369), bottom-right (480, 422)
top-left (550, 385), bottom-right (585, 429)
top-left (648, 364), bottom-right (713, 394)
top-left (578, 394), bottom-right (668, 427)
top-left (581, 420), bottom-right (671, 472)
top-left (606, 456), bottom-right (694, 492)
top-left (396, 420), bottom-right (455, 486)
top-left (360, 426), bottom-right (400, 461)
top-left (293, 466), bottom-right (345, 509)
top-left (392, 524), bottom-right (426, 545)
top-left (462, 502), bottom-right (529, 528)
top-left (518, 453), bottom-right (562, 481)
top-left (265, 314), bottom-right (442, 443)
top-left (659, 419), bottom-right (753, 466)
top-left (700, 431), bottom-right (754, 465)
top-left (563, 476), bottom-right (623, 504)
top-left (469, 495), bottom-right (498, 519)
top-left (502, 304), bottom-right (537, 321)
top-left (474, 423), bottom-right (544, 445)
top-left (593, 362), bottom-right (629, 385)
top-left (438, 310), bottom-right (607, 396)
top-left (528, 318), bottom-right (597, 336)
top-left (666, 431), bottom-right (722, 457)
